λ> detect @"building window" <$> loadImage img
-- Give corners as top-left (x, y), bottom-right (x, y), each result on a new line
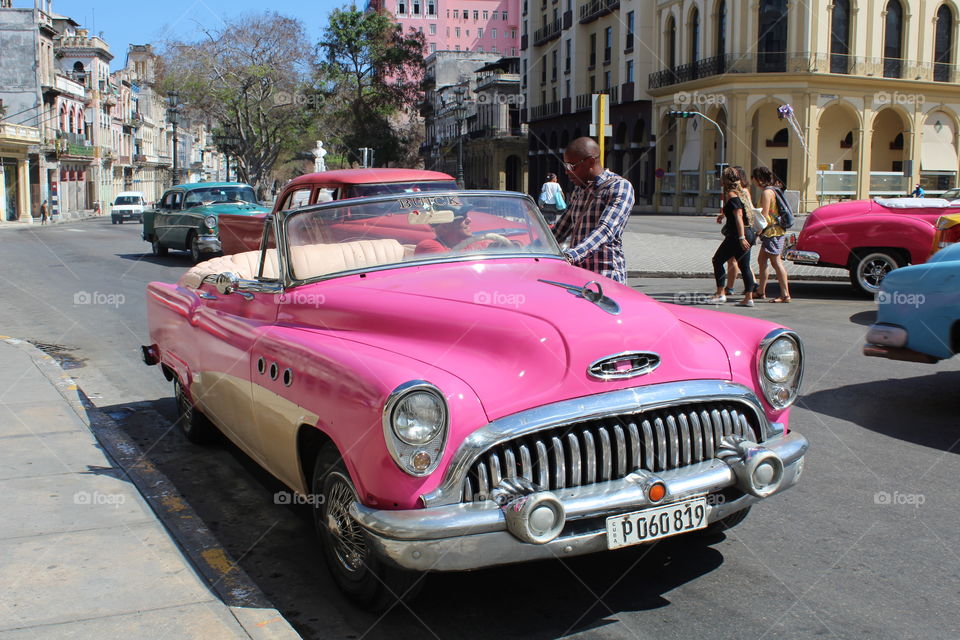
top-left (478, 27), bottom-right (484, 37)
top-left (522, 59), bottom-right (528, 88)
top-left (829, 0), bottom-right (850, 73)
top-left (565, 78), bottom-right (571, 98)
top-left (626, 11), bottom-right (635, 50)
top-left (541, 58), bottom-right (547, 82)
top-left (483, 10), bottom-right (489, 18)
top-left (627, 59), bottom-right (634, 83)
top-left (512, 47), bottom-right (517, 55)
top-left (604, 70), bottom-right (611, 90)
top-left (413, 0), bottom-right (421, 15)
top-left (935, 4), bottom-right (954, 81)
top-left (453, 9), bottom-right (459, 18)
top-left (883, 0), bottom-right (904, 77)
top-left (430, 42), bottom-right (437, 52)
top-left (552, 50), bottom-right (558, 80)
top-left (565, 39), bottom-right (571, 72)
top-left (666, 17), bottom-right (676, 68)
top-left (604, 26), bottom-right (612, 63)
top-left (456, 27), bottom-right (461, 37)
top-left (428, 0), bottom-right (435, 14)
top-left (455, 44), bottom-right (461, 51)
top-left (590, 75), bottom-right (596, 93)
top-left (430, 23), bottom-right (436, 34)
top-left (502, 11), bottom-right (508, 20)
top-left (757, 0), bottom-right (787, 72)
top-left (590, 32), bottom-right (597, 67)
top-left (716, 0), bottom-right (726, 56)
top-left (689, 7), bottom-right (699, 62)
top-left (511, 28), bottom-right (517, 38)
top-left (492, 28), bottom-right (497, 38)
top-left (397, 0), bottom-right (406, 13)
top-left (492, 45), bottom-right (497, 53)
top-left (466, 29), bottom-right (470, 36)
top-left (473, 10), bottom-right (479, 19)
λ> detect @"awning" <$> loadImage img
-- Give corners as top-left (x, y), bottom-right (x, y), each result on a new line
top-left (921, 119), bottom-right (958, 171)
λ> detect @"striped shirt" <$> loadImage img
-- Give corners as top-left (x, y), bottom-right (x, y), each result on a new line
top-left (552, 169), bottom-right (635, 282)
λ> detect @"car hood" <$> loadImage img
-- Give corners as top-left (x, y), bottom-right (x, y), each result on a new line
top-left (281, 259), bottom-right (732, 421)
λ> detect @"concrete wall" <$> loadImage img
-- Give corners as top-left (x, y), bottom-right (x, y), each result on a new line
top-left (0, 9), bottom-right (40, 127)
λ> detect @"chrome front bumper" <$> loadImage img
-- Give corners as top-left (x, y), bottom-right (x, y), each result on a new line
top-left (351, 431), bottom-right (808, 572)
top-left (863, 323), bottom-right (939, 363)
top-left (784, 249), bottom-right (820, 264)
top-left (197, 234), bottom-right (222, 253)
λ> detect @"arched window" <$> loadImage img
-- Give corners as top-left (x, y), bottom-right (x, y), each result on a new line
top-left (830, 0), bottom-right (851, 73)
top-left (716, 0), bottom-right (727, 58)
top-left (935, 4), bottom-right (954, 81)
top-left (60, 106), bottom-right (67, 132)
top-left (883, 0), bottom-right (904, 78)
top-left (667, 16), bottom-right (677, 69)
top-left (689, 7), bottom-right (700, 63)
top-left (757, 0), bottom-right (788, 72)
top-left (68, 107), bottom-right (75, 133)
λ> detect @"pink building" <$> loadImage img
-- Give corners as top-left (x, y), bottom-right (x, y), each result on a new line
top-left (368, 0), bottom-right (520, 57)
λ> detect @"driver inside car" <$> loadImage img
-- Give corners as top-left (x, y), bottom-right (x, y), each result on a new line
top-left (414, 206), bottom-right (518, 255)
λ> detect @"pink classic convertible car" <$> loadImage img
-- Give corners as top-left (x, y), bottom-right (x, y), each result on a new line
top-left (785, 196), bottom-right (960, 295)
top-left (142, 191), bottom-right (808, 609)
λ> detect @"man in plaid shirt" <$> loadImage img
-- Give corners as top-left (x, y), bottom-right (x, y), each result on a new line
top-left (552, 137), bottom-right (635, 283)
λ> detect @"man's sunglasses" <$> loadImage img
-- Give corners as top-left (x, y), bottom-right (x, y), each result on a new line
top-left (562, 156), bottom-right (596, 171)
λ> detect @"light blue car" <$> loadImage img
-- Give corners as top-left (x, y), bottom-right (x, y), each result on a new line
top-left (864, 242), bottom-right (960, 363)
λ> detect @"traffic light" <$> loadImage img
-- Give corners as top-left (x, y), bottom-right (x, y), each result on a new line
top-left (666, 110), bottom-right (698, 118)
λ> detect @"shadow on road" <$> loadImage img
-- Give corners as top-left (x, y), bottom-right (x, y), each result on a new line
top-left (801, 370), bottom-right (960, 453)
top-left (114, 252), bottom-right (193, 265)
top-left (95, 396), bottom-right (729, 639)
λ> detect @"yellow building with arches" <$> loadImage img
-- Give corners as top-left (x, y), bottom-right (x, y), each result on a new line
top-left (647, 0), bottom-right (960, 213)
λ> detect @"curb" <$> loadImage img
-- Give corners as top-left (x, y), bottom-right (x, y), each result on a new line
top-left (0, 213), bottom-right (100, 230)
top-left (1, 336), bottom-right (300, 640)
top-left (627, 270), bottom-right (848, 282)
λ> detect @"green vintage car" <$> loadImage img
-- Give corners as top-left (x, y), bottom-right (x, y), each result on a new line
top-left (142, 182), bottom-right (270, 263)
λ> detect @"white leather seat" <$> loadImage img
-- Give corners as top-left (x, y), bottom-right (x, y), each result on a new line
top-left (179, 239), bottom-right (404, 288)
top-left (289, 239), bottom-right (404, 280)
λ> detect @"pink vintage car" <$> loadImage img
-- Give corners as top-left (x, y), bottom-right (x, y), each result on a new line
top-left (785, 196), bottom-right (960, 295)
top-left (142, 191), bottom-right (808, 610)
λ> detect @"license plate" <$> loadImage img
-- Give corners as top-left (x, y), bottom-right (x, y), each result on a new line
top-left (606, 498), bottom-right (708, 549)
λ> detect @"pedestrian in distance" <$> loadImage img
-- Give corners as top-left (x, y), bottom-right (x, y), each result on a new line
top-left (39, 200), bottom-right (49, 225)
top-left (753, 166), bottom-right (792, 303)
top-left (715, 166), bottom-right (758, 296)
top-left (537, 173), bottom-right (565, 225)
top-left (708, 167), bottom-right (758, 307)
top-left (912, 184), bottom-right (925, 198)
top-left (552, 136), bottom-right (635, 283)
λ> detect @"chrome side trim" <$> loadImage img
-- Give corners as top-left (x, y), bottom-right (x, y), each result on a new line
top-left (785, 249), bottom-right (820, 264)
top-left (421, 380), bottom-right (772, 507)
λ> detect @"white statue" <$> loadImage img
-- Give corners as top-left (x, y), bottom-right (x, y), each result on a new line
top-left (313, 140), bottom-right (327, 173)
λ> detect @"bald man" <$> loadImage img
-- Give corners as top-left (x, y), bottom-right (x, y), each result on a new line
top-left (551, 136), bottom-right (635, 283)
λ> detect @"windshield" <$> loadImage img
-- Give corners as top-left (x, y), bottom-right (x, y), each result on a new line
top-left (114, 196), bottom-right (143, 205)
top-left (940, 188), bottom-right (960, 200)
top-left (349, 181), bottom-right (459, 198)
top-left (183, 186), bottom-right (257, 206)
top-left (284, 193), bottom-right (561, 281)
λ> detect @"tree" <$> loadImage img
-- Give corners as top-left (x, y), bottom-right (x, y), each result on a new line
top-left (314, 7), bottom-right (426, 166)
top-left (158, 12), bottom-right (314, 192)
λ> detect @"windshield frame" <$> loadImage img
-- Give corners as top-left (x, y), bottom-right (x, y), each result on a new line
top-left (276, 190), bottom-right (564, 287)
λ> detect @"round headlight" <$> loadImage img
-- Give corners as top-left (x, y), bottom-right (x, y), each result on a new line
top-left (204, 215), bottom-right (217, 229)
top-left (764, 337), bottom-right (800, 382)
top-left (392, 391), bottom-right (445, 445)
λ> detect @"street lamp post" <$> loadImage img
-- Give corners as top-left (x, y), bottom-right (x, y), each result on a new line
top-left (213, 127), bottom-right (241, 182)
top-left (166, 92), bottom-right (180, 185)
top-left (453, 86), bottom-right (467, 189)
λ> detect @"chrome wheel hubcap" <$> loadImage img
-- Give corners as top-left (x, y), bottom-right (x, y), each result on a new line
top-left (325, 473), bottom-right (367, 573)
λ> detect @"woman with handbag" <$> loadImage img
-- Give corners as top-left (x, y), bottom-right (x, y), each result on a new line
top-left (716, 166), bottom-right (761, 295)
top-left (538, 173), bottom-right (565, 225)
top-left (708, 167), bottom-right (758, 307)
top-left (752, 166), bottom-right (791, 303)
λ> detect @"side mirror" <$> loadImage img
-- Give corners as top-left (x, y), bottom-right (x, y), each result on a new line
top-left (215, 272), bottom-right (239, 295)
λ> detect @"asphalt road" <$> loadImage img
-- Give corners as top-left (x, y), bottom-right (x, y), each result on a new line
top-left (1, 216), bottom-right (958, 640)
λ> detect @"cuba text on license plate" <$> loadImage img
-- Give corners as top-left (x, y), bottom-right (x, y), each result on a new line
top-left (605, 498), bottom-right (707, 549)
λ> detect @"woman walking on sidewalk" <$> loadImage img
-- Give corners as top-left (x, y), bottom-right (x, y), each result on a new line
top-left (753, 166), bottom-right (792, 303)
top-left (708, 167), bottom-right (758, 306)
top-left (716, 166), bottom-right (758, 295)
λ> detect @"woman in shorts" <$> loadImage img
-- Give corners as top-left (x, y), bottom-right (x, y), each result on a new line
top-left (752, 166), bottom-right (791, 303)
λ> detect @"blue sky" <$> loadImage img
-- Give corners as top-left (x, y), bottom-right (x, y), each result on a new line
top-left (15, 0), bottom-right (353, 69)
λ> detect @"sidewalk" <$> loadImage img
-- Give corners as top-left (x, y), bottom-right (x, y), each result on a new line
top-left (0, 209), bottom-right (99, 230)
top-left (0, 337), bottom-right (299, 639)
top-left (622, 223), bottom-right (849, 282)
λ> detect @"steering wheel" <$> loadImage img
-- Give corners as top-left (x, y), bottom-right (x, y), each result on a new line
top-left (451, 232), bottom-right (518, 251)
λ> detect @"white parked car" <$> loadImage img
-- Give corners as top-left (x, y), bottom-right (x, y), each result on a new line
top-left (111, 191), bottom-right (146, 224)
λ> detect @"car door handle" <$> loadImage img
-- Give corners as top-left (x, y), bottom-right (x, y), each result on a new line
top-left (197, 291), bottom-right (218, 300)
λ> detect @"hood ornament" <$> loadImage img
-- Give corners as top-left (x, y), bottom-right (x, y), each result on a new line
top-left (538, 279), bottom-right (620, 315)
top-left (588, 351), bottom-right (661, 380)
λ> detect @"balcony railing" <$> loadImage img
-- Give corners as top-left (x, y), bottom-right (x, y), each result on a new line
top-left (530, 101), bottom-right (561, 120)
top-left (579, 0), bottom-right (619, 23)
top-left (649, 51), bottom-right (960, 90)
top-left (533, 17), bottom-right (562, 46)
top-left (468, 125), bottom-right (527, 138)
top-left (574, 88), bottom-right (617, 111)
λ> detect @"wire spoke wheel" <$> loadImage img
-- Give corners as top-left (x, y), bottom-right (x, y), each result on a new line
top-left (325, 474), bottom-right (368, 573)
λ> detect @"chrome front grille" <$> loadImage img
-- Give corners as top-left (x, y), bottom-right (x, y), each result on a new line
top-left (461, 401), bottom-right (759, 502)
